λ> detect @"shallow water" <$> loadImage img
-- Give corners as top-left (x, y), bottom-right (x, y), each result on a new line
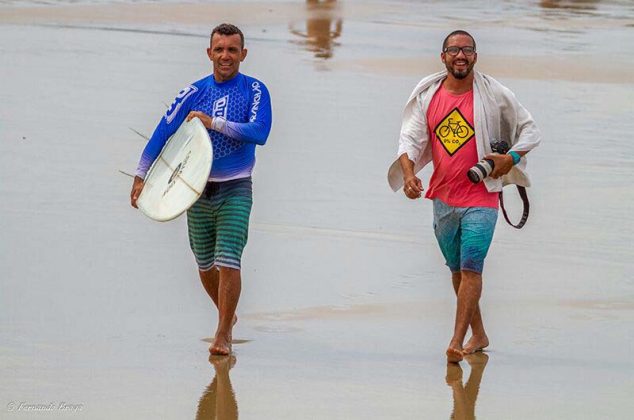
top-left (1, 1), bottom-right (633, 419)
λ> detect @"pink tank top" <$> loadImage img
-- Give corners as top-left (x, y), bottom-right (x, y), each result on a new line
top-left (425, 84), bottom-right (498, 208)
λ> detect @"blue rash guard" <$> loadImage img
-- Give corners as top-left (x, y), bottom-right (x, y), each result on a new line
top-left (136, 72), bottom-right (272, 182)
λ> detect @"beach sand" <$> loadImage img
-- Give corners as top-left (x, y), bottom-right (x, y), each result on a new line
top-left (1, 1), bottom-right (633, 418)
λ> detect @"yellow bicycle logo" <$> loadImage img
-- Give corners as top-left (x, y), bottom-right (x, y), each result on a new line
top-left (434, 108), bottom-right (475, 155)
top-left (438, 118), bottom-right (470, 139)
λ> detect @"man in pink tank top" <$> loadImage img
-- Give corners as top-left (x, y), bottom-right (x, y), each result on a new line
top-left (395, 30), bottom-right (540, 363)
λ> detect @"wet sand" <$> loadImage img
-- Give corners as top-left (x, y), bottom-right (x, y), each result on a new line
top-left (1, 1), bottom-right (633, 419)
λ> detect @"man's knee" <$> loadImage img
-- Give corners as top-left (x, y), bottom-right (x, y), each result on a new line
top-left (461, 253), bottom-right (485, 274)
top-left (199, 267), bottom-right (219, 281)
top-left (219, 266), bottom-right (241, 279)
top-left (460, 269), bottom-right (482, 282)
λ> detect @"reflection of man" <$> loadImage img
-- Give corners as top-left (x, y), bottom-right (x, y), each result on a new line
top-left (289, 0), bottom-right (342, 59)
top-left (446, 353), bottom-right (489, 419)
top-left (388, 31), bottom-right (540, 363)
top-left (130, 23), bottom-right (272, 355)
top-left (196, 356), bottom-right (238, 420)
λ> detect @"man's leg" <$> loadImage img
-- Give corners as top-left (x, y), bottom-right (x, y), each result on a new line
top-left (199, 268), bottom-right (220, 307)
top-left (447, 205), bottom-right (497, 361)
top-left (451, 272), bottom-right (488, 354)
top-left (432, 199), bottom-right (466, 362)
top-left (447, 270), bottom-right (482, 362)
top-left (210, 267), bottom-right (242, 355)
top-left (209, 178), bottom-right (253, 355)
top-left (199, 268), bottom-right (238, 327)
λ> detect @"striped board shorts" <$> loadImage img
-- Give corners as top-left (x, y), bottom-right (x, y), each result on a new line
top-left (186, 177), bottom-right (253, 271)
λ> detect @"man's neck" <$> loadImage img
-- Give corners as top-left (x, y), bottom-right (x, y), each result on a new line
top-left (442, 73), bottom-right (474, 95)
top-left (214, 71), bottom-right (240, 83)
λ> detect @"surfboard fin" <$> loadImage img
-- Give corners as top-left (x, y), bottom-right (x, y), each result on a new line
top-left (118, 169), bottom-right (135, 178)
top-left (128, 127), bottom-right (150, 141)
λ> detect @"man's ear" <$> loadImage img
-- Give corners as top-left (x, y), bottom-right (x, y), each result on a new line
top-left (207, 47), bottom-right (213, 60)
top-left (240, 48), bottom-right (248, 62)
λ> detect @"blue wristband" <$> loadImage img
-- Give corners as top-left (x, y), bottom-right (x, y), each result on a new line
top-left (509, 151), bottom-right (521, 165)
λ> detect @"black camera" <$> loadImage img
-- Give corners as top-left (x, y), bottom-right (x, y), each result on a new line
top-left (467, 141), bottom-right (510, 184)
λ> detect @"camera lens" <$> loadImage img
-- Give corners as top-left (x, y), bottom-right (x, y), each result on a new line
top-left (467, 168), bottom-right (482, 183)
top-left (467, 159), bottom-right (495, 184)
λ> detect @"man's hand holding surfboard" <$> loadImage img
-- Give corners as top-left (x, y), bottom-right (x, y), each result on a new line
top-left (186, 110), bottom-right (213, 129)
top-left (130, 176), bottom-right (144, 209)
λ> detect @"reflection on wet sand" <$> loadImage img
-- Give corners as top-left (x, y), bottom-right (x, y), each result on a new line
top-left (196, 355), bottom-right (238, 420)
top-left (446, 353), bottom-right (489, 420)
top-left (540, 0), bottom-right (599, 11)
top-left (289, 0), bottom-right (342, 59)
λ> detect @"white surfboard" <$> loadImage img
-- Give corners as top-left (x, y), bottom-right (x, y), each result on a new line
top-left (137, 117), bottom-right (212, 222)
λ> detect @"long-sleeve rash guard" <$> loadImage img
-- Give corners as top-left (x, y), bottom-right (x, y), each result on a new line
top-left (136, 72), bottom-right (272, 182)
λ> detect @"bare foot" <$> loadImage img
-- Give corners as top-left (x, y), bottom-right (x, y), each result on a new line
top-left (446, 346), bottom-right (464, 363)
top-left (210, 333), bottom-right (232, 355)
top-left (463, 335), bottom-right (489, 355)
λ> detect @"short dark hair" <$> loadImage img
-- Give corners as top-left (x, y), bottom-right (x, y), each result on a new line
top-left (442, 30), bottom-right (476, 51)
top-left (211, 23), bottom-right (244, 49)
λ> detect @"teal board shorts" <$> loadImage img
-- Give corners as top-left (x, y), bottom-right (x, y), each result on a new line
top-left (432, 198), bottom-right (498, 274)
top-left (187, 177), bottom-right (253, 271)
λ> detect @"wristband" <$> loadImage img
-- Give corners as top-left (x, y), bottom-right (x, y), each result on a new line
top-left (508, 151), bottom-right (521, 165)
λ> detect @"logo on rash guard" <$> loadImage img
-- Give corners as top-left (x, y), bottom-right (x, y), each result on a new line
top-left (165, 85), bottom-right (198, 124)
top-left (212, 95), bottom-right (229, 118)
top-left (250, 81), bottom-right (262, 122)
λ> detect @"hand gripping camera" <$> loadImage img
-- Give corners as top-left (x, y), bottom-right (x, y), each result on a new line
top-left (466, 140), bottom-right (510, 184)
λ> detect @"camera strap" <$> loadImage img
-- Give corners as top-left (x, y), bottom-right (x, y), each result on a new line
top-left (499, 186), bottom-right (529, 229)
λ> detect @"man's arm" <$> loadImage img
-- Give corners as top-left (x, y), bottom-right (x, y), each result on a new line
top-left (396, 94), bottom-right (428, 197)
top-left (488, 87), bottom-right (541, 179)
top-left (487, 150), bottom-right (527, 179)
top-left (398, 95), bottom-right (428, 170)
top-left (135, 85), bottom-right (198, 179)
top-left (399, 153), bottom-right (423, 199)
top-left (130, 85), bottom-right (198, 207)
top-left (187, 81), bottom-right (272, 145)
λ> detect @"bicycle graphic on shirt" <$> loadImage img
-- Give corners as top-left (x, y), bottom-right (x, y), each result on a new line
top-left (438, 118), bottom-right (470, 139)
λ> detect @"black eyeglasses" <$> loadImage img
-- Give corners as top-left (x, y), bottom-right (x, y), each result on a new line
top-left (443, 46), bottom-right (476, 56)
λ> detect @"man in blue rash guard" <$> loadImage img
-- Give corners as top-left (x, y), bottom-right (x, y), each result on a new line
top-left (130, 23), bottom-right (272, 355)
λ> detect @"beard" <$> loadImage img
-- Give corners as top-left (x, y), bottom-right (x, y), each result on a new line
top-left (446, 61), bottom-right (474, 79)
top-left (451, 68), bottom-right (469, 79)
